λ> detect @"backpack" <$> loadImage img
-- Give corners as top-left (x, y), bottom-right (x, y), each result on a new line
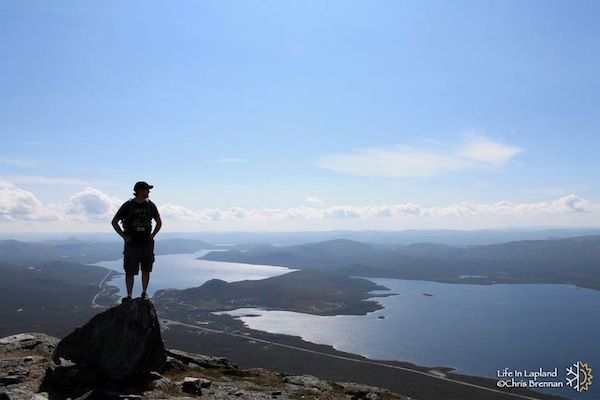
top-left (124, 199), bottom-right (154, 234)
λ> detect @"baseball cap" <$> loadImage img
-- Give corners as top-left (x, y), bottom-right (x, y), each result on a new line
top-left (133, 181), bottom-right (154, 191)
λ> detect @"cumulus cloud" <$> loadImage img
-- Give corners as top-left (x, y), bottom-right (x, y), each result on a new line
top-left (65, 187), bottom-right (123, 222)
top-left (0, 181), bottom-right (60, 222)
top-left (422, 195), bottom-right (593, 218)
top-left (159, 203), bottom-right (205, 221)
top-left (316, 135), bottom-right (522, 178)
top-left (157, 195), bottom-right (597, 223)
top-left (159, 204), bottom-right (263, 223)
top-left (1, 182), bottom-right (598, 229)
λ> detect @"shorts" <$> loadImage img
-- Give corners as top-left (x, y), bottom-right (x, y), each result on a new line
top-left (123, 239), bottom-right (155, 275)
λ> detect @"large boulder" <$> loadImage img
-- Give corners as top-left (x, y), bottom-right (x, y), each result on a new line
top-left (52, 299), bottom-right (166, 380)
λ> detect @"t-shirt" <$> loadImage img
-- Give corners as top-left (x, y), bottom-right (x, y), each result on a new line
top-left (114, 199), bottom-right (160, 245)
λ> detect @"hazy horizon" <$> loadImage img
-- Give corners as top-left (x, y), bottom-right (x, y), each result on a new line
top-left (3, 227), bottom-right (600, 247)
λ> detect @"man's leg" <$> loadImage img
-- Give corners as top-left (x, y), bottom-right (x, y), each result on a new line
top-left (140, 239), bottom-right (154, 297)
top-left (123, 242), bottom-right (138, 300)
top-left (142, 270), bottom-right (150, 294)
top-left (126, 272), bottom-right (134, 297)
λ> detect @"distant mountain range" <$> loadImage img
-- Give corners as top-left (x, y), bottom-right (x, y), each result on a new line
top-left (201, 236), bottom-right (600, 290)
top-left (0, 238), bottom-right (215, 264)
top-left (4, 228), bottom-right (600, 246)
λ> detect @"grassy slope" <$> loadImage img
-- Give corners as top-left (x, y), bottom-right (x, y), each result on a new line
top-left (0, 261), bottom-right (113, 337)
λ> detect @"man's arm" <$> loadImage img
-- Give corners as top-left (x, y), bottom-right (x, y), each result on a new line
top-left (150, 202), bottom-right (162, 239)
top-left (111, 216), bottom-right (130, 242)
top-left (151, 214), bottom-right (162, 239)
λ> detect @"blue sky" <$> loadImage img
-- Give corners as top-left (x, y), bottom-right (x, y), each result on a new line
top-left (1, 1), bottom-right (599, 231)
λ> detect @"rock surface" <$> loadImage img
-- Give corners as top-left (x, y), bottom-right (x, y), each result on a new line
top-left (1, 301), bottom-right (408, 399)
top-left (0, 334), bottom-right (58, 355)
top-left (0, 332), bottom-right (408, 400)
top-left (0, 334), bottom-right (55, 400)
top-left (166, 349), bottom-right (237, 370)
top-left (283, 373), bottom-right (334, 391)
top-left (52, 299), bottom-right (166, 380)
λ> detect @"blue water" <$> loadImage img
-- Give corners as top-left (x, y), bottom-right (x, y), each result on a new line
top-left (93, 250), bottom-right (295, 297)
top-left (93, 252), bottom-right (599, 399)
top-left (216, 278), bottom-right (600, 400)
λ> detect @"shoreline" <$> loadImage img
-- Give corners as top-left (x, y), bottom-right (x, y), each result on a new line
top-left (156, 306), bottom-right (567, 400)
top-left (95, 265), bottom-right (579, 400)
top-left (92, 276), bottom-right (571, 400)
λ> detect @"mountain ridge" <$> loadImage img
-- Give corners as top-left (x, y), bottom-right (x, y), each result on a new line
top-left (201, 235), bottom-right (600, 290)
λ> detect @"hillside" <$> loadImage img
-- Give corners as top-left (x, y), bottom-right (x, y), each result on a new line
top-left (0, 261), bottom-right (117, 337)
top-left (0, 238), bottom-right (214, 265)
top-left (201, 236), bottom-right (600, 290)
top-left (154, 269), bottom-right (393, 316)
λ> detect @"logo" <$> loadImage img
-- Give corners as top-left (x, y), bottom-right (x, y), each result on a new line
top-left (566, 361), bottom-right (593, 392)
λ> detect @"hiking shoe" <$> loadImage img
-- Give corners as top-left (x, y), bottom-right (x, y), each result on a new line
top-left (141, 292), bottom-right (149, 300)
top-left (121, 296), bottom-right (132, 304)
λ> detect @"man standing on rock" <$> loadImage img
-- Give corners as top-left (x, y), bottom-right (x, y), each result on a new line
top-left (112, 181), bottom-right (162, 303)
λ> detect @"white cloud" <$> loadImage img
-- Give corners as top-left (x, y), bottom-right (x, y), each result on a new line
top-left (65, 187), bottom-right (123, 222)
top-left (317, 135), bottom-right (522, 178)
top-left (159, 203), bottom-right (206, 222)
top-left (456, 135), bottom-right (523, 166)
top-left (422, 195), bottom-right (593, 218)
top-left (0, 181), bottom-right (61, 222)
top-left (316, 145), bottom-right (468, 178)
top-left (0, 182), bottom-right (598, 230)
top-left (155, 194), bottom-right (598, 224)
top-left (160, 204), bottom-right (262, 222)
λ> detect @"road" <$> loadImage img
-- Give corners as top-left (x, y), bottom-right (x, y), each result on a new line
top-left (161, 318), bottom-right (544, 400)
top-left (91, 269), bottom-right (116, 308)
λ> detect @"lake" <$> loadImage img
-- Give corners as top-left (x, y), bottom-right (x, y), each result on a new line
top-left (216, 278), bottom-right (599, 400)
top-left (93, 250), bottom-right (295, 297)
top-left (95, 252), bottom-right (599, 399)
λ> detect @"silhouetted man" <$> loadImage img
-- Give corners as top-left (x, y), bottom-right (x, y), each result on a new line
top-left (111, 181), bottom-right (162, 303)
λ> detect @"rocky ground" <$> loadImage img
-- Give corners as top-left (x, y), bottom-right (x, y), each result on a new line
top-left (0, 323), bottom-right (409, 400)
